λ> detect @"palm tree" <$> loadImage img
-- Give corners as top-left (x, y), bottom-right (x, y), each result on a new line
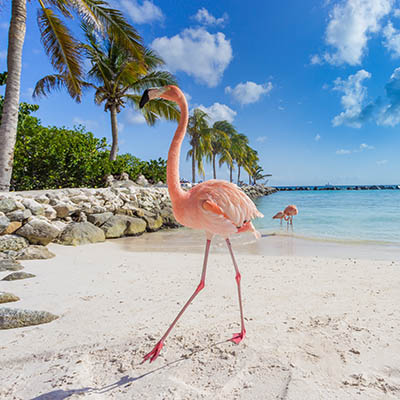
top-left (207, 120), bottom-right (234, 179)
top-left (229, 133), bottom-right (249, 185)
top-left (186, 108), bottom-right (212, 183)
top-left (252, 165), bottom-right (272, 185)
top-left (35, 26), bottom-right (180, 161)
top-left (243, 148), bottom-right (259, 185)
top-left (0, 0), bottom-right (143, 190)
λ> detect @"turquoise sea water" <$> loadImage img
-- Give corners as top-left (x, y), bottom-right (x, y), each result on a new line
top-left (253, 190), bottom-right (400, 244)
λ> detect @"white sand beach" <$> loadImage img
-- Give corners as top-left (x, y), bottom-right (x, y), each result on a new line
top-left (1, 231), bottom-right (400, 399)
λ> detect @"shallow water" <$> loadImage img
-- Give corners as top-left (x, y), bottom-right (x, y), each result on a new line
top-left (253, 190), bottom-right (400, 244)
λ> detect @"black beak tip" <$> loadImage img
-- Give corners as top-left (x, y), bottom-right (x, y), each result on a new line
top-left (139, 89), bottom-right (150, 109)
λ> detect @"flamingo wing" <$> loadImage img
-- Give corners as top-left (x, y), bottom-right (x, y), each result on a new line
top-left (190, 180), bottom-right (263, 235)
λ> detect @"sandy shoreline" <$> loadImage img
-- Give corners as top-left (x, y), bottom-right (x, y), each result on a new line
top-left (1, 232), bottom-right (400, 399)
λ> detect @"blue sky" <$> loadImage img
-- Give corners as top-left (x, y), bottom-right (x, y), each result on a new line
top-left (1, 0), bottom-right (400, 185)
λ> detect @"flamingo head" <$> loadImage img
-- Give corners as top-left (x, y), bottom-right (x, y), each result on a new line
top-left (139, 85), bottom-right (182, 108)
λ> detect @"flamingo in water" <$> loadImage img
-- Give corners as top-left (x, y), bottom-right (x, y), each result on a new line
top-left (284, 205), bottom-right (298, 225)
top-left (272, 211), bottom-right (288, 225)
top-left (139, 86), bottom-right (264, 363)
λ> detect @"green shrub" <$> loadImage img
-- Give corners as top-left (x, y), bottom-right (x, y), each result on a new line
top-left (11, 117), bottom-right (112, 190)
top-left (8, 115), bottom-right (167, 191)
top-left (1, 86), bottom-right (168, 190)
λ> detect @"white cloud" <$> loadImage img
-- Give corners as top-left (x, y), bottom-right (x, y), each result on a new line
top-left (310, 54), bottom-right (322, 65)
top-left (151, 28), bottom-right (232, 87)
top-left (395, 9), bottom-right (400, 17)
top-left (193, 8), bottom-right (227, 26)
top-left (256, 136), bottom-right (267, 143)
top-left (0, 50), bottom-right (6, 60)
top-left (383, 21), bottom-right (400, 56)
top-left (0, 23), bottom-right (8, 30)
top-left (197, 102), bottom-right (236, 124)
top-left (118, 122), bottom-right (125, 133)
top-left (359, 142), bottom-right (374, 150)
top-left (225, 81), bottom-right (272, 105)
top-left (119, 0), bottom-right (164, 24)
top-left (377, 159), bottom-right (388, 164)
top-left (315, 134), bottom-right (321, 141)
top-left (332, 69), bottom-right (371, 128)
top-left (125, 110), bottom-right (146, 124)
top-left (73, 117), bottom-right (99, 131)
top-left (336, 149), bottom-right (351, 155)
top-left (183, 91), bottom-right (192, 104)
top-left (278, 105), bottom-right (285, 111)
top-left (321, 0), bottom-right (393, 65)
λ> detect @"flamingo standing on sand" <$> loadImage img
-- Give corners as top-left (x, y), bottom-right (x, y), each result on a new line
top-left (139, 85), bottom-right (264, 363)
top-left (272, 211), bottom-right (288, 225)
top-left (283, 205), bottom-right (298, 225)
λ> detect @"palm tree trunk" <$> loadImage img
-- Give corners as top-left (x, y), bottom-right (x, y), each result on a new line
top-left (212, 153), bottom-right (216, 179)
top-left (229, 165), bottom-right (233, 182)
top-left (0, 0), bottom-right (27, 191)
top-left (109, 104), bottom-right (119, 161)
top-left (191, 147), bottom-right (196, 183)
top-left (249, 174), bottom-right (251, 185)
top-left (237, 165), bottom-right (241, 185)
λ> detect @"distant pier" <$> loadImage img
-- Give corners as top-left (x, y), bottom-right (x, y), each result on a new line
top-left (274, 185), bottom-right (400, 191)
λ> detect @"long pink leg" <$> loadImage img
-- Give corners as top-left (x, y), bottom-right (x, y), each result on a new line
top-left (226, 238), bottom-right (246, 344)
top-left (142, 239), bottom-right (211, 363)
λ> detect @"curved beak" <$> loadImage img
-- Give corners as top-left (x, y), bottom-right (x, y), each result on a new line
top-left (139, 89), bottom-right (150, 109)
top-left (139, 86), bottom-right (168, 109)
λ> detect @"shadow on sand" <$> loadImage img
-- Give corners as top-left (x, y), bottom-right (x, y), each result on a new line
top-left (30, 338), bottom-right (231, 400)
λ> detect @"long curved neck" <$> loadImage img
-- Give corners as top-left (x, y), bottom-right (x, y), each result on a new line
top-left (167, 95), bottom-right (188, 204)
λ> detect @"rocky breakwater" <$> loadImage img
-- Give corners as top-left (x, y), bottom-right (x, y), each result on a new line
top-left (240, 184), bottom-right (277, 200)
top-left (0, 178), bottom-right (181, 258)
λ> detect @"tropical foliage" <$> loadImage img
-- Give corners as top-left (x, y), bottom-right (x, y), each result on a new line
top-left (0, 0), bottom-right (144, 190)
top-left (34, 25), bottom-right (180, 161)
top-left (187, 108), bottom-right (269, 185)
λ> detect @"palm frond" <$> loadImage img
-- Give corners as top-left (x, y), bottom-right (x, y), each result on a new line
top-left (126, 95), bottom-right (180, 126)
top-left (37, 4), bottom-right (83, 101)
top-left (127, 71), bottom-right (178, 92)
top-left (33, 74), bottom-right (93, 100)
top-left (75, 0), bottom-right (144, 62)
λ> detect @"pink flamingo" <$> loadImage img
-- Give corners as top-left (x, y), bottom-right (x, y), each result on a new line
top-left (139, 86), bottom-right (263, 363)
top-left (283, 205), bottom-right (298, 226)
top-left (272, 211), bottom-right (288, 225)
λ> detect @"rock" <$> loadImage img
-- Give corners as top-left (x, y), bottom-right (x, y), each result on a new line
top-left (53, 202), bottom-right (75, 218)
top-left (2, 221), bottom-right (22, 235)
top-left (16, 245), bottom-right (56, 260)
top-left (0, 292), bottom-right (20, 304)
top-left (0, 235), bottom-right (29, 252)
top-left (121, 172), bottom-right (129, 181)
top-left (160, 208), bottom-right (181, 228)
top-left (34, 194), bottom-right (50, 204)
top-left (0, 198), bottom-right (18, 214)
top-left (43, 204), bottom-right (57, 220)
top-left (2, 271), bottom-right (36, 281)
top-left (87, 212), bottom-right (113, 227)
top-left (70, 195), bottom-right (89, 204)
top-left (125, 217), bottom-right (147, 236)
top-left (59, 222), bottom-right (105, 245)
top-left (101, 215), bottom-right (130, 238)
top-left (5, 209), bottom-right (32, 222)
top-left (16, 217), bottom-right (60, 245)
top-left (51, 220), bottom-right (67, 232)
top-left (0, 259), bottom-right (23, 272)
top-left (0, 308), bottom-right (58, 329)
top-left (22, 198), bottom-right (45, 216)
top-left (0, 214), bottom-right (10, 234)
top-left (105, 174), bottom-right (114, 186)
top-left (136, 174), bottom-right (149, 186)
top-left (142, 213), bottom-right (163, 232)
